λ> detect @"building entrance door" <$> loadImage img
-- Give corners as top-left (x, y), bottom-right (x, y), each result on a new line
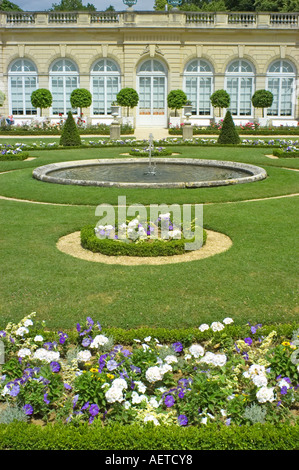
top-left (136, 59), bottom-right (167, 127)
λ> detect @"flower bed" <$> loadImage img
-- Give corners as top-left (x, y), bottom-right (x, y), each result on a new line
top-left (0, 313), bottom-right (298, 428)
top-left (169, 123), bottom-right (299, 136)
top-left (129, 147), bottom-right (173, 157)
top-left (81, 213), bottom-right (206, 257)
top-left (0, 144), bottom-right (29, 161)
top-left (0, 121), bottom-right (134, 136)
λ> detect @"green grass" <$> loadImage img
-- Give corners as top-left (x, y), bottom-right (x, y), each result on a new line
top-left (0, 142), bottom-right (298, 330)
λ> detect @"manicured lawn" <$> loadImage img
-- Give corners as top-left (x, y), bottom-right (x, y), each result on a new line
top-left (0, 142), bottom-right (298, 331)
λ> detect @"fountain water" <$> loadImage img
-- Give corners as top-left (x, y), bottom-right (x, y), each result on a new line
top-left (144, 133), bottom-right (156, 175)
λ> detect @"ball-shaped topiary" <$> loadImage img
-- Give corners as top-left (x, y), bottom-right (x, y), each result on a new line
top-left (251, 90), bottom-right (274, 117)
top-left (167, 90), bottom-right (187, 117)
top-left (116, 88), bottom-right (139, 117)
top-left (217, 110), bottom-right (240, 145)
top-left (70, 88), bottom-right (92, 117)
top-left (31, 89), bottom-right (52, 116)
top-left (210, 90), bottom-right (230, 117)
top-left (59, 111), bottom-right (81, 147)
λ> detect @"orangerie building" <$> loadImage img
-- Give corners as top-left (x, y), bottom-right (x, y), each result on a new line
top-left (0, 6), bottom-right (298, 129)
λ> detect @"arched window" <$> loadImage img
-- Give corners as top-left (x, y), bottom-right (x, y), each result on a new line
top-left (137, 59), bottom-right (167, 126)
top-left (49, 59), bottom-right (79, 115)
top-left (225, 60), bottom-right (255, 116)
top-left (90, 59), bottom-right (121, 115)
top-left (266, 60), bottom-right (296, 117)
top-left (8, 59), bottom-right (38, 116)
top-left (184, 59), bottom-right (213, 116)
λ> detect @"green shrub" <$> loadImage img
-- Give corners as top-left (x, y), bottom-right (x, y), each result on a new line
top-left (116, 88), bottom-right (139, 117)
top-left (251, 90), bottom-right (274, 118)
top-left (273, 148), bottom-right (299, 158)
top-left (70, 88), bottom-right (92, 117)
top-left (59, 111), bottom-right (81, 147)
top-left (30, 89), bottom-right (52, 117)
top-left (81, 224), bottom-right (206, 257)
top-left (167, 90), bottom-right (187, 117)
top-left (218, 111), bottom-right (240, 145)
top-left (0, 151), bottom-right (29, 161)
top-left (0, 422), bottom-right (298, 450)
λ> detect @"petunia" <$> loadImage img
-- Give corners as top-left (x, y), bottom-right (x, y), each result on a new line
top-left (23, 404), bottom-right (33, 416)
top-left (89, 404), bottom-right (100, 417)
top-left (244, 337), bottom-right (253, 345)
top-left (178, 414), bottom-right (188, 426)
top-left (50, 361), bottom-right (61, 373)
top-left (172, 342), bottom-right (183, 353)
top-left (164, 395), bottom-right (175, 407)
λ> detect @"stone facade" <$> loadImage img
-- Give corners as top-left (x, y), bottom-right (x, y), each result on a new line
top-left (0, 10), bottom-right (298, 127)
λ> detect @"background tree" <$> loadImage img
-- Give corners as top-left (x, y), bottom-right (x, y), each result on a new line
top-left (0, 0), bottom-right (23, 10)
top-left (31, 89), bottom-right (53, 117)
top-left (50, 0), bottom-right (96, 11)
top-left (251, 89), bottom-right (273, 118)
top-left (167, 89), bottom-right (187, 117)
top-left (116, 88), bottom-right (139, 117)
top-left (70, 88), bottom-right (92, 118)
top-left (0, 91), bottom-right (6, 107)
top-left (105, 5), bottom-right (115, 11)
top-left (60, 111), bottom-right (81, 147)
top-left (210, 89), bottom-right (230, 118)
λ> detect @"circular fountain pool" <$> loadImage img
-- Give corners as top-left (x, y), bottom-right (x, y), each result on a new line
top-left (32, 158), bottom-right (267, 189)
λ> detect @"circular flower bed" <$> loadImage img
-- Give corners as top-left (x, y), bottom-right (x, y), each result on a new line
top-left (128, 147), bottom-right (174, 157)
top-left (0, 314), bottom-right (298, 427)
top-left (81, 214), bottom-right (206, 257)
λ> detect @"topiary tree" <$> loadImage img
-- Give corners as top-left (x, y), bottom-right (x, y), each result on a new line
top-left (31, 89), bottom-right (52, 117)
top-left (0, 91), bottom-right (6, 107)
top-left (217, 110), bottom-right (240, 144)
top-left (59, 111), bottom-right (81, 147)
top-left (116, 88), bottom-right (139, 117)
top-left (210, 89), bottom-right (230, 118)
top-left (167, 89), bottom-right (187, 117)
top-left (251, 89), bottom-right (274, 118)
top-left (70, 88), bottom-right (92, 118)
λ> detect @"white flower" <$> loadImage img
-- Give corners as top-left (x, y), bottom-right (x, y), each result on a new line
top-left (17, 348), bottom-right (31, 358)
top-left (189, 344), bottom-right (205, 358)
top-left (149, 397), bottom-right (160, 408)
top-left (34, 335), bottom-right (43, 342)
top-left (159, 364), bottom-right (172, 375)
top-left (15, 327), bottom-right (29, 337)
top-left (160, 213), bottom-right (170, 220)
top-left (223, 318), bottom-right (234, 325)
top-left (112, 378), bottom-right (128, 390)
top-left (90, 335), bottom-right (109, 348)
top-left (145, 365), bottom-right (171, 383)
top-left (144, 414), bottom-right (159, 426)
top-left (164, 355), bottom-right (178, 364)
top-left (200, 352), bottom-right (227, 367)
top-left (210, 322), bottom-right (225, 332)
top-left (76, 350), bottom-right (92, 363)
top-left (124, 401), bottom-right (131, 409)
top-left (144, 336), bottom-right (151, 342)
top-left (198, 324), bottom-right (209, 332)
top-left (131, 391), bottom-right (148, 404)
top-left (247, 364), bottom-right (266, 377)
top-left (252, 374), bottom-right (268, 388)
top-left (201, 417), bottom-right (208, 425)
top-left (278, 378), bottom-right (291, 389)
top-left (23, 319), bottom-right (33, 327)
top-left (184, 354), bottom-right (192, 360)
top-left (142, 344), bottom-right (150, 351)
top-left (105, 386), bottom-right (124, 403)
top-left (135, 381), bottom-right (146, 394)
top-left (33, 348), bottom-right (60, 363)
top-left (256, 386), bottom-right (275, 403)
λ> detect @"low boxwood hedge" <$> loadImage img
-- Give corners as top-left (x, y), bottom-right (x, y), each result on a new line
top-left (273, 148), bottom-right (299, 158)
top-left (80, 224), bottom-right (207, 257)
top-left (0, 422), bottom-right (298, 450)
top-left (0, 151), bottom-right (29, 161)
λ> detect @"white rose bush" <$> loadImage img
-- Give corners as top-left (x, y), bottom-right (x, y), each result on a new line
top-left (0, 313), bottom-right (298, 427)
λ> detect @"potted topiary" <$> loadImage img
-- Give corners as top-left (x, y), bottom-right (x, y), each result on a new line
top-left (30, 88), bottom-right (52, 118)
top-left (183, 99), bottom-right (193, 117)
top-left (251, 89), bottom-right (274, 126)
top-left (116, 88), bottom-right (139, 127)
top-left (210, 90), bottom-right (230, 122)
top-left (167, 90), bottom-right (187, 127)
top-left (70, 88), bottom-right (92, 120)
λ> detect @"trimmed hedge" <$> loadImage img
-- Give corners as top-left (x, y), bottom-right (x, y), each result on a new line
top-left (0, 422), bottom-right (298, 450)
top-left (81, 224), bottom-right (207, 257)
top-left (0, 151), bottom-right (29, 161)
top-left (273, 148), bottom-right (299, 158)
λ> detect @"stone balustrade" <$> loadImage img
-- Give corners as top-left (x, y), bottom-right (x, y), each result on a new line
top-left (0, 10), bottom-right (298, 29)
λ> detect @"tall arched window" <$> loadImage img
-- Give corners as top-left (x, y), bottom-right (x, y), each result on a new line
top-left (184, 59), bottom-right (213, 116)
top-left (8, 59), bottom-right (38, 116)
top-left (266, 60), bottom-right (296, 117)
top-left (137, 59), bottom-right (167, 126)
top-left (225, 60), bottom-right (255, 116)
top-left (91, 59), bottom-right (121, 115)
top-left (49, 59), bottom-right (79, 115)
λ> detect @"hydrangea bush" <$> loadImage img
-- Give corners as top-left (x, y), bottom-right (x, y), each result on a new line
top-left (0, 314), bottom-right (298, 428)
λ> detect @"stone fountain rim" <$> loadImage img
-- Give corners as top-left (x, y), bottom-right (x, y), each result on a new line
top-left (32, 158), bottom-right (267, 189)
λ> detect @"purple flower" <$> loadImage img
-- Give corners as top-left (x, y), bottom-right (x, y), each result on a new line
top-left (107, 360), bottom-right (118, 371)
top-left (280, 386), bottom-right (288, 395)
top-left (64, 383), bottom-right (72, 390)
top-left (58, 331), bottom-right (68, 345)
top-left (73, 394), bottom-right (79, 408)
top-left (244, 337), bottom-right (252, 346)
top-left (50, 361), bottom-right (61, 373)
top-left (89, 404), bottom-right (99, 417)
top-left (82, 337), bottom-right (91, 347)
top-left (178, 415), bottom-right (188, 426)
top-left (10, 384), bottom-right (20, 397)
top-left (81, 402), bottom-right (90, 411)
top-left (164, 395), bottom-right (175, 408)
top-left (23, 404), bottom-right (33, 415)
top-left (44, 393), bottom-right (50, 404)
top-left (172, 342), bottom-right (183, 353)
